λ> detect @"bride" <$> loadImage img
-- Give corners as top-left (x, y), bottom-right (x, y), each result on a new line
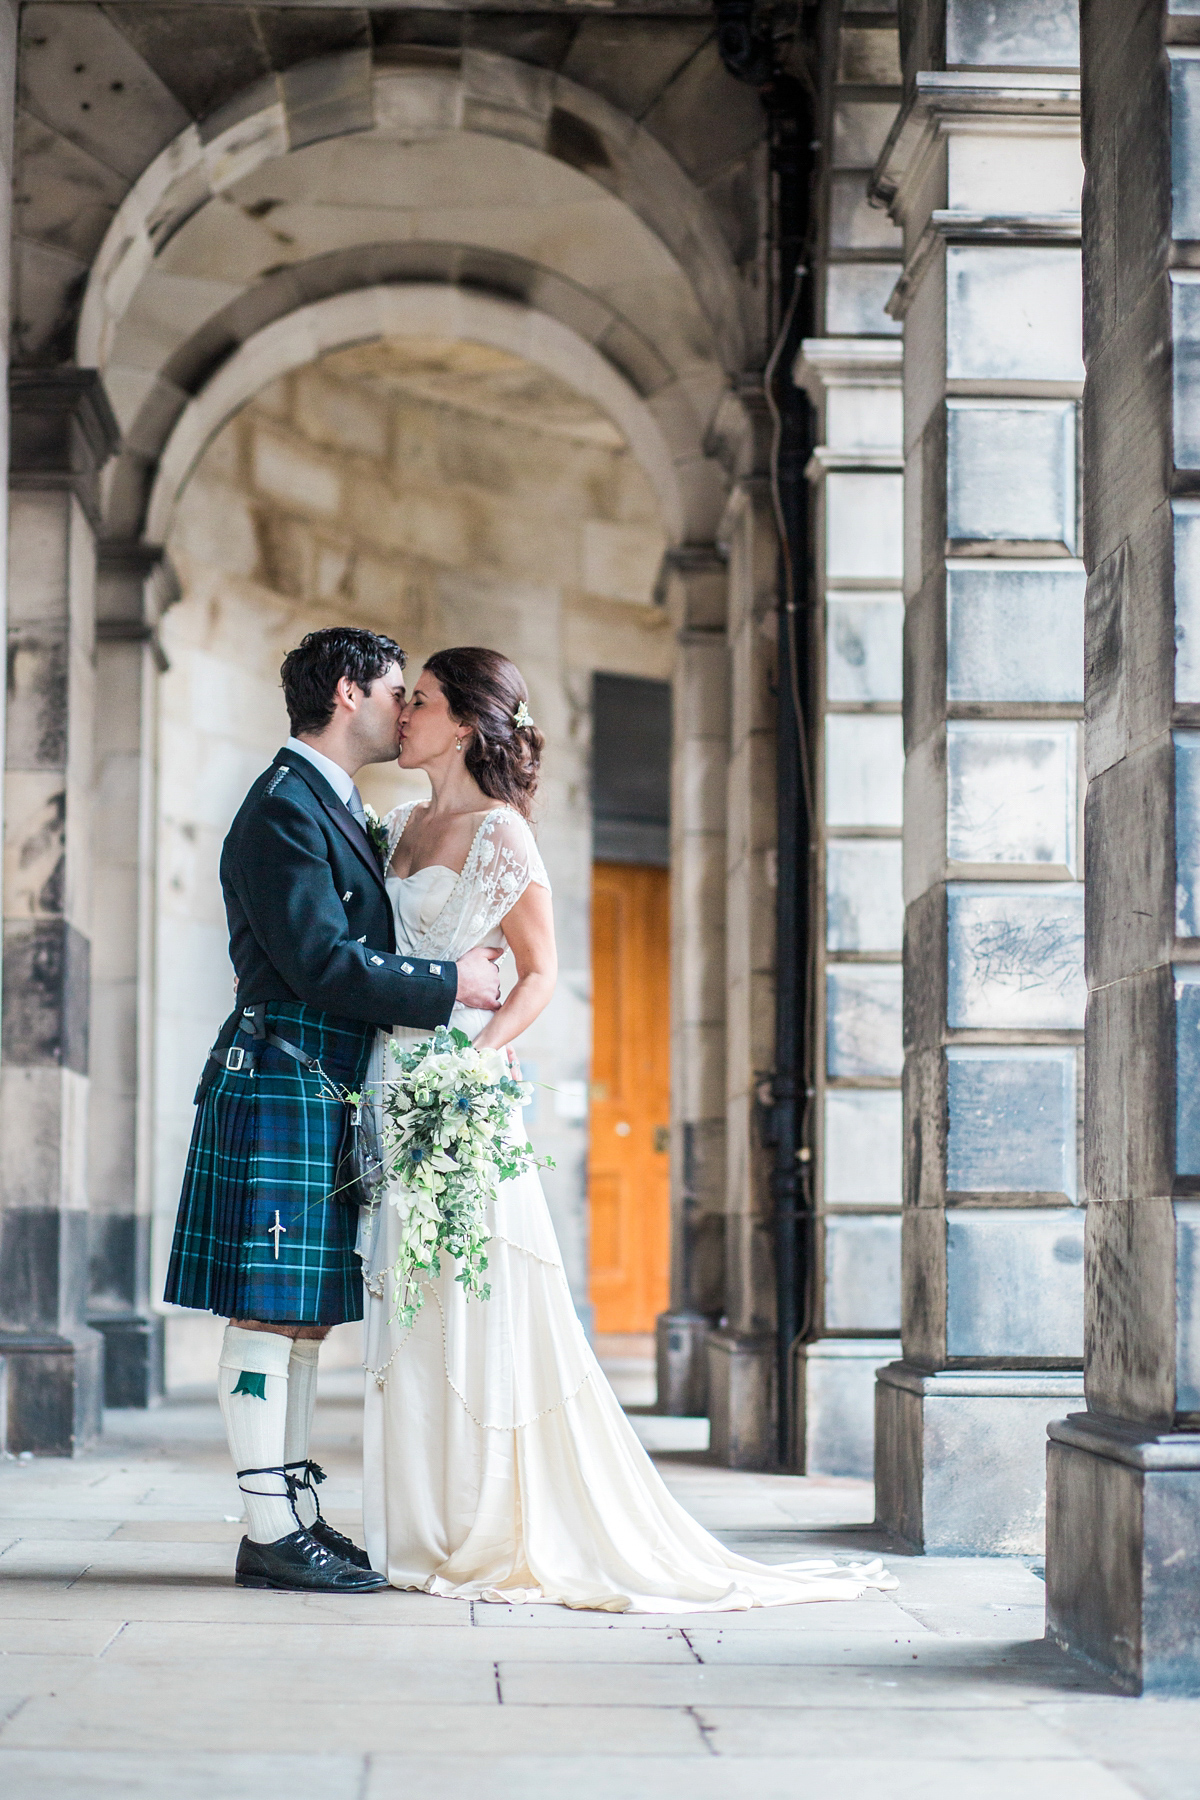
top-left (360, 645), bottom-right (894, 1613)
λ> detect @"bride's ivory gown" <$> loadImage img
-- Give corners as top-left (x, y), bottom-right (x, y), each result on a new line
top-left (361, 804), bottom-right (895, 1613)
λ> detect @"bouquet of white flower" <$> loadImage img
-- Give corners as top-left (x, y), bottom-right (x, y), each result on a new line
top-left (378, 1025), bottom-right (553, 1329)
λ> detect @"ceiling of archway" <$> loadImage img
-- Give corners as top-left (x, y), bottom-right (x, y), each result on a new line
top-left (168, 326), bottom-right (671, 629)
top-left (321, 337), bottom-right (627, 448)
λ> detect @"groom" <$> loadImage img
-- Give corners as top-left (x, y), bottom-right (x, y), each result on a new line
top-left (164, 627), bottom-right (502, 1593)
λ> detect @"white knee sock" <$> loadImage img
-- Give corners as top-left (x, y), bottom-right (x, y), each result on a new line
top-left (217, 1325), bottom-right (296, 1544)
top-left (284, 1339), bottom-right (321, 1529)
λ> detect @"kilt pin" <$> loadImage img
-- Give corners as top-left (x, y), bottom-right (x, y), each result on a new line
top-left (164, 747), bottom-right (457, 1328)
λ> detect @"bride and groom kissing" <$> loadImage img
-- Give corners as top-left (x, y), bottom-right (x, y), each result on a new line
top-left (166, 625), bottom-right (894, 1612)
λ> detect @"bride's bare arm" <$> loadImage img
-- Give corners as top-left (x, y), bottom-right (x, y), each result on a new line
top-left (472, 882), bottom-right (556, 1052)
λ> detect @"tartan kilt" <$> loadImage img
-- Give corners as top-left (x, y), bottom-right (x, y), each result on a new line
top-left (164, 1002), bottom-right (374, 1325)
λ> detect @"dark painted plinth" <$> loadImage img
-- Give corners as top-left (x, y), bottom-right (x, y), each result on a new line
top-left (89, 1314), bottom-right (164, 1409)
top-left (655, 1310), bottom-right (710, 1416)
top-left (1047, 1414), bottom-right (1200, 1694)
top-left (0, 1330), bottom-right (103, 1455)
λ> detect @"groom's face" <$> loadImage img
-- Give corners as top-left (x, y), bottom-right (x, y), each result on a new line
top-left (352, 661), bottom-right (407, 763)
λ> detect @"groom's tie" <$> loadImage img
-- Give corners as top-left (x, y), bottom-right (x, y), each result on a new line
top-left (348, 785), bottom-right (368, 829)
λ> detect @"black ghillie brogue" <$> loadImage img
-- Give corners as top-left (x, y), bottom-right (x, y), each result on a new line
top-left (286, 1459), bottom-right (375, 1571)
top-left (235, 1527), bottom-right (388, 1592)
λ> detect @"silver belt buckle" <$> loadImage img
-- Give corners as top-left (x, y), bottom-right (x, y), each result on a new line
top-left (225, 1045), bottom-right (246, 1071)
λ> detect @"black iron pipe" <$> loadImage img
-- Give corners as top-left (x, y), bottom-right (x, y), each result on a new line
top-left (767, 90), bottom-right (816, 1467)
top-left (716, 1), bottom-right (820, 1467)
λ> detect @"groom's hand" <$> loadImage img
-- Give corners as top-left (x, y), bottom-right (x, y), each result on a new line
top-left (455, 946), bottom-right (504, 1011)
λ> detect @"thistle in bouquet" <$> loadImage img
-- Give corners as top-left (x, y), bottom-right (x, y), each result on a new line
top-left (380, 1025), bottom-right (554, 1329)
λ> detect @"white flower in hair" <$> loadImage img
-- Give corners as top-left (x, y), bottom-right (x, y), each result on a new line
top-left (513, 701), bottom-right (533, 729)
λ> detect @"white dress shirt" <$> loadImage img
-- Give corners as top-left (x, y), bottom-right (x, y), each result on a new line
top-left (285, 736), bottom-right (358, 811)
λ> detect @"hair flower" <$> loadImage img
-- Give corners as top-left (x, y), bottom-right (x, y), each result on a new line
top-left (513, 701), bottom-right (533, 729)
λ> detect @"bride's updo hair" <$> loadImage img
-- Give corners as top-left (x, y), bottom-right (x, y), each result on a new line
top-left (423, 647), bottom-right (543, 819)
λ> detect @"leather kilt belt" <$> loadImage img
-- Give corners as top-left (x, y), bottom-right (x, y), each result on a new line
top-left (164, 1002), bottom-right (374, 1326)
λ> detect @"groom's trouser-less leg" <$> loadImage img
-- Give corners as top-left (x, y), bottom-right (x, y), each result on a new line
top-left (217, 1326), bottom-right (296, 1543)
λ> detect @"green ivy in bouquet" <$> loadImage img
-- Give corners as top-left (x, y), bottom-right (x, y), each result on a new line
top-left (379, 1025), bottom-right (554, 1329)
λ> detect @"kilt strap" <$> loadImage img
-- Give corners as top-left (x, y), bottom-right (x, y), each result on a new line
top-left (212, 1004), bottom-right (324, 1077)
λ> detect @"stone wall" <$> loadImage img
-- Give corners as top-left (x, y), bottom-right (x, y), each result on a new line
top-left (152, 338), bottom-right (673, 1377)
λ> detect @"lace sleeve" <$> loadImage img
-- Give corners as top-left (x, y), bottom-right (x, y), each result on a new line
top-left (475, 810), bottom-right (551, 913)
top-left (410, 808), bottom-right (550, 959)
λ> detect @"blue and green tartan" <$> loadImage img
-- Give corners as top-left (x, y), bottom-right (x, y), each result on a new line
top-left (164, 1002), bottom-right (373, 1325)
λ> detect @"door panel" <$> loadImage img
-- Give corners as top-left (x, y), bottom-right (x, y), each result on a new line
top-left (588, 860), bottom-right (670, 1333)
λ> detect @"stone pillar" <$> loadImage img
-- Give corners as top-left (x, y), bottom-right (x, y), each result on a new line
top-left (871, 4), bottom-right (1087, 1551)
top-left (86, 545), bottom-right (174, 1407)
top-left (795, 337), bottom-right (905, 1479)
top-left (785, 0), bottom-right (906, 1484)
top-left (657, 547), bottom-right (728, 1418)
top-left (1045, 0), bottom-right (1200, 1695)
top-left (1, 370), bottom-right (118, 1453)
top-left (707, 478), bottom-right (778, 1467)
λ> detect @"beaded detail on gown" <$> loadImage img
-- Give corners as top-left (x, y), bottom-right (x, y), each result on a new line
top-left (360, 806), bottom-right (895, 1612)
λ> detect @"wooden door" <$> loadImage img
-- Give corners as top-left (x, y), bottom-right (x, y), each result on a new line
top-left (588, 861), bottom-right (670, 1332)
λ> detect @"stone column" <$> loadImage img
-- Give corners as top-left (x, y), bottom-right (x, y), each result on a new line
top-left (795, 336), bottom-right (905, 1479)
top-left (1045, 0), bottom-right (1200, 1695)
top-left (656, 546), bottom-right (728, 1418)
top-left (870, 4), bottom-right (1087, 1551)
top-left (1, 370), bottom-right (118, 1453)
top-left (706, 478), bottom-right (779, 1466)
top-left (86, 545), bottom-right (174, 1407)
top-left (786, 0), bottom-right (906, 1485)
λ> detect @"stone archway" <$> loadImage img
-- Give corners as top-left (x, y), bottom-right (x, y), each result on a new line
top-left (75, 54), bottom-right (755, 551)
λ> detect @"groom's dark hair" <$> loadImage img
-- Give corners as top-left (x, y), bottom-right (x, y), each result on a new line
top-left (281, 628), bottom-right (406, 735)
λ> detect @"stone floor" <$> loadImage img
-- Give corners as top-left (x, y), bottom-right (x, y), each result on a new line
top-left (0, 1373), bottom-right (1197, 1799)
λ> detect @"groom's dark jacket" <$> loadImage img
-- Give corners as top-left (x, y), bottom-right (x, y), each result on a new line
top-left (221, 748), bottom-right (456, 1031)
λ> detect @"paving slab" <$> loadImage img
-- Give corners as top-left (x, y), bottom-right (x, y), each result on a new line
top-left (497, 1657), bottom-right (1105, 1709)
top-left (105, 1620), bottom-right (699, 1663)
top-left (682, 1629), bottom-right (1069, 1668)
top-left (0, 1750), bottom-right (364, 1799)
top-left (695, 1702), bottom-right (1084, 1757)
top-left (676, 1596), bottom-right (920, 1634)
top-left (0, 1581), bottom-right (470, 1623)
top-left (361, 1753), bottom-right (1143, 1800)
top-left (0, 1621), bottom-right (125, 1655)
top-left (898, 1602), bottom-right (1050, 1640)
top-left (2, 1692), bottom-right (710, 1756)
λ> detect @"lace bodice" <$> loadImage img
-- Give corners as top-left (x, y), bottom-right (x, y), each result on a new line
top-left (383, 804), bottom-right (551, 959)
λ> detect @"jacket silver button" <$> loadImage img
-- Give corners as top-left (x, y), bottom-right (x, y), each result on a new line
top-left (343, 890), bottom-right (353, 902)
top-left (370, 956), bottom-right (384, 966)
top-left (430, 964), bottom-right (441, 975)
top-left (356, 935), bottom-right (366, 944)
top-left (400, 962), bottom-right (414, 974)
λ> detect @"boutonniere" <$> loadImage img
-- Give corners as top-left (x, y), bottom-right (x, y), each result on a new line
top-left (362, 802), bottom-right (390, 873)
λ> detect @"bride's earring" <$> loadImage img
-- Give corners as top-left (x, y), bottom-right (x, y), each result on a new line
top-left (455, 737), bottom-right (462, 753)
